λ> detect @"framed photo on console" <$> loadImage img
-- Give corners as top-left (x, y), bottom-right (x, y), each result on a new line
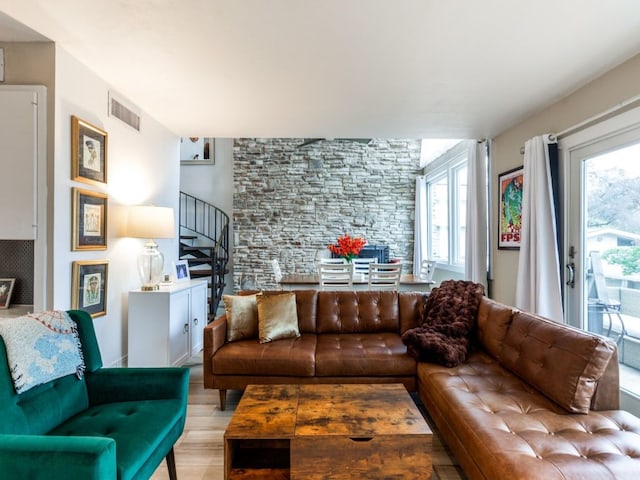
top-left (71, 115), bottom-right (108, 185)
top-left (173, 260), bottom-right (191, 283)
top-left (0, 278), bottom-right (16, 309)
top-left (71, 260), bottom-right (108, 318)
top-left (72, 187), bottom-right (108, 251)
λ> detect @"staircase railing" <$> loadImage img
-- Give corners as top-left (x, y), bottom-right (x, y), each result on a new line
top-left (179, 191), bottom-right (230, 319)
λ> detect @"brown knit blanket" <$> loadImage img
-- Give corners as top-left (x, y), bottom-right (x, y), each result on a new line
top-left (402, 280), bottom-right (485, 367)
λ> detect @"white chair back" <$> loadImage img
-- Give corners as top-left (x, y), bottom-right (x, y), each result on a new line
top-left (320, 257), bottom-right (348, 264)
top-left (271, 258), bottom-right (283, 285)
top-left (352, 257), bottom-right (376, 277)
top-left (319, 262), bottom-right (354, 290)
top-left (419, 259), bottom-right (437, 282)
top-left (368, 262), bottom-right (402, 290)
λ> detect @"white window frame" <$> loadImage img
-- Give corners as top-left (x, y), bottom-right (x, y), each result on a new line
top-left (424, 142), bottom-right (467, 272)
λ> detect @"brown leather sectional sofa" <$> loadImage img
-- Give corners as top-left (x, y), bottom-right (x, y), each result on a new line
top-left (203, 289), bottom-right (640, 479)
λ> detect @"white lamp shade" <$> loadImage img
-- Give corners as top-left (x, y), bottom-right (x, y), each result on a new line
top-left (126, 206), bottom-right (175, 239)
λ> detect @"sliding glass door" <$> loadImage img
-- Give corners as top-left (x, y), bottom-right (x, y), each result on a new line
top-left (563, 111), bottom-right (640, 415)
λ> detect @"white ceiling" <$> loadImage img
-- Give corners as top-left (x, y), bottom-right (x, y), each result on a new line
top-left (2, 1), bottom-right (640, 139)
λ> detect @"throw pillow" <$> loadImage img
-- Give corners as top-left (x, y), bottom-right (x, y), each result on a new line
top-left (222, 294), bottom-right (258, 341)
top-left (257, 292), bottom-right (300, 343)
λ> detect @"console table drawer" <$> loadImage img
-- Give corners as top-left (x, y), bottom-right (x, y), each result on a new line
top-left (291, 434), bottom-right (431, 479)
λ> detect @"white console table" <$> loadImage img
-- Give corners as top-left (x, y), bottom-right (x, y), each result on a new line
top-left (128, 279), bottom-right (207, 367)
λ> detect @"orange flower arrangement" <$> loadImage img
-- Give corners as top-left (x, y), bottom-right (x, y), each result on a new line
top-left (328, 234), bottom-right (367, 262)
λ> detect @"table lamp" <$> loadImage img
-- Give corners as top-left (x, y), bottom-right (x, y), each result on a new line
top-left (126, 205), bottom-right (175, 291)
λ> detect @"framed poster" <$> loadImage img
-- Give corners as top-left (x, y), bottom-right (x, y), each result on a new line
top-left (0, 278), bottom-right (16, 309)
top-left (180, 137), bottom-right (215, 165)
top-left (72, 188), bottom-right (108, 251)
top-left (71, 260), bottom-right (108, 318)
top-left (498, 166), bottom-right (524, 250)
top-left (71, 115), bottom-right (108, 185)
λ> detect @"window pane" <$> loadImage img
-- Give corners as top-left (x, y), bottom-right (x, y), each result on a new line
top-left (429, 176), bottom-right (448, 261)
top-left (455, 165), bottom-right (467, 265)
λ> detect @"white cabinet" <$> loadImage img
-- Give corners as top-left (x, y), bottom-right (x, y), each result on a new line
top-left (128, 279), bottom-right (207, 367)
top-left (0, 86), bottom-right (47, 311)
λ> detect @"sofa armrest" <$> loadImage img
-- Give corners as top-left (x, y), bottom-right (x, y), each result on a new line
top-left (203, 315), bottom-right (227, 388)
top-left (0, 434), bottom-right (116, 479)
top-left (86, 367), bottom-right (189, 406)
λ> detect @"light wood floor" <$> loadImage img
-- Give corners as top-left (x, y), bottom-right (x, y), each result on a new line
top-left (150, 361), bottom-right (465, 480)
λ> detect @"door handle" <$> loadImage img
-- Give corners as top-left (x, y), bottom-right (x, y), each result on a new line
top-left (566, 262), bottom-right (575, 288)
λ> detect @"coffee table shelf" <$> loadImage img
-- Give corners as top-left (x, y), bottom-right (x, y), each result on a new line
top-left (224, 384), bottom-right (432, 479)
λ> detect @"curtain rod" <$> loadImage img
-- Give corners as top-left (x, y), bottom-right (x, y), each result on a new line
top-left (519, 134), bottom-right (556, 155)
top-left (519, 93), bottom-right (640, 154)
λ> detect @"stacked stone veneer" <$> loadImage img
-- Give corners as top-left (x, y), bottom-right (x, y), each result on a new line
top-left (232, 138), bottom-right (422, 289)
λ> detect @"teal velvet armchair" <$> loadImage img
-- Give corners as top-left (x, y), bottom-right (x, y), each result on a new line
top-left (0, 310), bottom-right (190, 480)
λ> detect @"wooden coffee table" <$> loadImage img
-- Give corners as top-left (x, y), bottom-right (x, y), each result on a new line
top-left (224, 383), bottom-right (432, 479)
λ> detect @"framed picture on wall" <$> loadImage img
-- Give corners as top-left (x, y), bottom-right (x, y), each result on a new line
top-left (72, 187), bottom-right (108, 251)
top-left (180, 137), bottom-right (215, 165)
top-left (71, 260), bottom-right (108, 318)
top-left (71, 115), bottom-right (108, 185)
top-left (498, 166), bottom-right (524, 250)
top-left (0, 278), bottom-right (16, 309)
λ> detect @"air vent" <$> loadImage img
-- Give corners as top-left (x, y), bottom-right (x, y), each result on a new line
top-left (108, 92), bottom-right (141, 131)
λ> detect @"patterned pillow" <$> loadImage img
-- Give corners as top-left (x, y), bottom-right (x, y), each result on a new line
top-left (0, 311), bottom-right (85, 394)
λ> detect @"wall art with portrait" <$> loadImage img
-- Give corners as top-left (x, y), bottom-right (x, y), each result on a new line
top-left (71, 260), bottom-right (108, 318)
top-left (72, 188), bottom-right (108, 251)
top-left (498, 166), bottom-right (524, 250)
top-left (0, 278), bottom-right (16, 309)
top-left (71, 116), bottom-right (108, 185)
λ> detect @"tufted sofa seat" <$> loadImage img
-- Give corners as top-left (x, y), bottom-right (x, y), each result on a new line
top-left (418, 297), bottom-right (640, 479)
top-left (204, 290), bottom-right (424, 409)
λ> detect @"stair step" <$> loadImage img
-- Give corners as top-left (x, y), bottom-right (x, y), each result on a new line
top-left (187, 258), bottom-right (213, 266)
top-left (181, 245), bottom-right (215, 251)
top-left (189, 270), bottom-right (212, 278)
top-left (179, 235), bottom-right (197, 240)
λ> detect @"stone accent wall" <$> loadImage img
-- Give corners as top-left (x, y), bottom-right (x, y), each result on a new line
top-left (233, 138), bottom-right (422, 289)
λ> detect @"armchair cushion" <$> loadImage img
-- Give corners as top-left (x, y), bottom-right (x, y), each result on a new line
top-left (50, 399), bottom-right (184, 480)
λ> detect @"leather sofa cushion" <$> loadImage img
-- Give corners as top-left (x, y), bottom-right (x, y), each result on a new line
top-left (399, 292), bottom-right (424, 333)
top-left (500, 311), bottom-right (616, 413)
top-left (418, 352), bottom-right (640, 479)
top-left (315, 333), bottom-right (416, 377)
top-left (212, 335), bottom-right (316, 376)
top-left (476, 297), bottom-right (515, 359)
top-left (316, 291), bottom-right (400, 334)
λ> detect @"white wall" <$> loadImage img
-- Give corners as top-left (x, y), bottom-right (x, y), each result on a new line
top-left (180, 138), bottom-right (234, 299)
top-left (53, 46), bottom-right (180, 366)
top-left (491, 53), bottom-right (640, 305)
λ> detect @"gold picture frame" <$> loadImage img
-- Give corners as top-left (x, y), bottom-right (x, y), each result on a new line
top-left (72, 187), bottom-right (108, 251)
top-left (71, 115), bottom-right (108, 185)
top-left (71, 260), bottom-right (108, 318)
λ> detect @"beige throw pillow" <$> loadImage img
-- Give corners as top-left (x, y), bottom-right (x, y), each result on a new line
top-left (257, 292), bottom-right (300, 343)
top-left (223, 294), bottom-right (258, 341)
